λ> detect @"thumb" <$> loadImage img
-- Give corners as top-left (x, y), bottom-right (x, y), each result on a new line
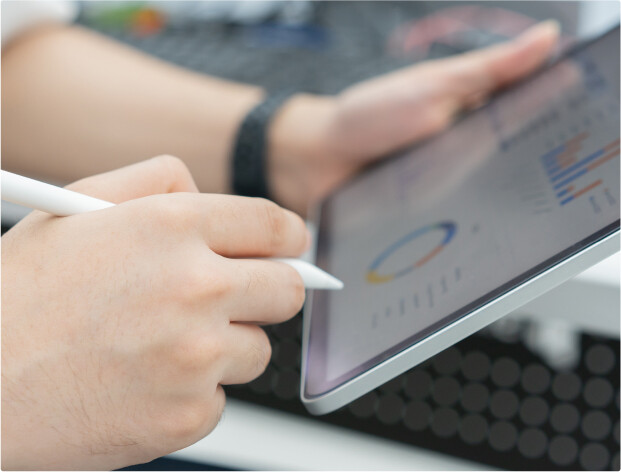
top-left (65, 155), bottom-right (199, 203)
top-left (438, 20), bottom-right (560, 107)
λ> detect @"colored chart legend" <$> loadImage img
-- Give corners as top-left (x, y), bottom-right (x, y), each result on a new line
top-left (540, 135), bottom-right (620, 206)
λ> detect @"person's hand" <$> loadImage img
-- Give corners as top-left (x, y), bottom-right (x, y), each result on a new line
top-left (1, 156), bottom-right (308, 470)
top-left (269, 20), bottom-right (559, 215)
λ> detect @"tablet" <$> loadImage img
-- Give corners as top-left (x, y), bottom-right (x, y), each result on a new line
top-left (301, 26), bottom-right (620, 415)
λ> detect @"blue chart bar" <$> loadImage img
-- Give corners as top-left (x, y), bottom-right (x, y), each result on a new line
top-left (556, 188), bottom-right (572, 198)
top-left (541, 145), bottom-right (565, 163)
top-left (549, 148), bottom-right (604, 183)
top-left (560, 196), bottom-right (574, 205)
top-left (554, 168), bottom-right (589, 190)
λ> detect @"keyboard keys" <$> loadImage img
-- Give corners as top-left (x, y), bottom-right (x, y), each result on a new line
top-left (520, 396), bottom-right (549, 426)
top-left (549, 435), bottom-right (579, 466)
top-left (517, 428), bottom-right (548, 459)
top-left (489, 421), bottom-right (518, 452)
top-left (461, 383), bottom-right (489, 413)
top-left (404, 370), bottom-right (432, 400)
top-left (491, 357), bottom-right (520, 388)
top-left (431, 377), bottom-right (460, 406)
top-left (490, 390), bottom-right (519, 420)
top-left (552, 371), bottom-right (582, 401)
top-left (403, 401), bottom-right (432, 432)
top-left (581, 410), bottom-right (611, 441)
top-left (550, 403), bottom-right (581, 433)
top-left (459, 414), bottom-right (488, 445)
top-left (585, 344), bottom-right (616, 375)
top-left (579, 442), bottom-right (609, 471)
top-left (226, 311), bottom-right (618, 471)
top-left (584, 377), bottom-right (614, 408)
top-left (521, 364), bottom-right (551, 395)
top-left (376, 393), bottom-right (403, 425)
top-left (461, 351), bottom-right (491, 382)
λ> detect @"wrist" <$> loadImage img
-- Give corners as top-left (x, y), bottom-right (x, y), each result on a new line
top-left (267, 93), bottom-right (337, 214)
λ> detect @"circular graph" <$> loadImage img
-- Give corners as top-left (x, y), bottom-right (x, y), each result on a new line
top-left (366, 222), bottom-right (457, 284)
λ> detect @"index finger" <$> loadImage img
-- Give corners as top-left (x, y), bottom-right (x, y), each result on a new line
top-left (436, 20), bottom-right (560, 102)
top-left (194, 194), bottom-right (310, 258)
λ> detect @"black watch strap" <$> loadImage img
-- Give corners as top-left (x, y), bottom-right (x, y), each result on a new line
top-left (231, 90), bottom-right (296, 199)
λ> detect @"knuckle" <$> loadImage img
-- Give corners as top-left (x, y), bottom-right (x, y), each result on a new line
top-left (152, 154), bottom-right (191, 180)
top-left (201, 335), bottom-right (227, 366)
top-left (178, 266), bottom-right (209, 301)
top-left (201, 386), bottom-right (227, 434)
top-left (169, 337), bottom-right (202, 373)
top-left (289, 270), bottom-right (306, 314)
top-left (170, 334), bottom-right (224, 374)
top-left (248, 327), bottom-right (272, 376)
top-left (205, 269), bottom-right (235, 300)
top-left (163, 401), bottom-right (205, 441)
top-left (147, 197), bottom-right (181, 223)
top-left (179, 263), bottom-right (232, 302)
top-left (257, 199), bottom-right (287, 251)
top-left (149, 196), bottom-right (198, 232)
top-left (213, 386), bottom-right (227, 421)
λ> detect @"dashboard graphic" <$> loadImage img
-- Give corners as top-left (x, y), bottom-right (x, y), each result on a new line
top-left (307, 27), bottom-right (620, 397)
top-left (541, 134), bottom-right (620, 206)
top-left (366, 222), bottom-right (457, 284)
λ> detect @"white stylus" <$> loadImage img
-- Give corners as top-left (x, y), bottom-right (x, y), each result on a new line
top-left (1, 170), bottom-right (344, 290)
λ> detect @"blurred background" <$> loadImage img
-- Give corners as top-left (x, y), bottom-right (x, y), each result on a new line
top-left (78, 1), bottom-right (618, 95)
top-left (6, 1), bottom-right (620, 471)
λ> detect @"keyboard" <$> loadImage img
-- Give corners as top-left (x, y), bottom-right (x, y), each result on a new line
top-left (78, 2), bottom-right (469, 95)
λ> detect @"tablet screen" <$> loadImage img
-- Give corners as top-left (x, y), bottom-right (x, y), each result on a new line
top-left (305, 27), bottom-right (620, 397)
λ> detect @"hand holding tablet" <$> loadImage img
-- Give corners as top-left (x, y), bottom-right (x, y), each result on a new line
top-left (302, 26), bottom-right (620, 414)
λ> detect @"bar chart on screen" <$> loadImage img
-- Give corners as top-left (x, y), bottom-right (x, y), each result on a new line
top-left (534, 47), bottom-right (620, 214)
top-left (481, 42), bottom-right (619, 220)
top-left (540, 134), bottom-right (619, 213)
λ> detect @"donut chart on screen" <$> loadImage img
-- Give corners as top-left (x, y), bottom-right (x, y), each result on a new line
top-left (366, 222), bottom-right (457, 284)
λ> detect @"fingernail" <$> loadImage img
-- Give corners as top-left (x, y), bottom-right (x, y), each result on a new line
top-left (520, 20), bottom-right (561, 41)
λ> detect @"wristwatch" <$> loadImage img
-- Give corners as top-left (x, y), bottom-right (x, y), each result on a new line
top-left (231, 90), bottom-right (296, 200)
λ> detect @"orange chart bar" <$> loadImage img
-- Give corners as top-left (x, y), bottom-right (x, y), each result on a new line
top-left (557, 152), bottom-right (578, 170)
top-left (588, 147), bottom-right (620, 172)
top-left (574, 179), bottom-right (603, 199)
top-left (560, 179), bottom-right (603, 205)
top-left (605, 138), bottom-right (620, 151)
top-left (565, 131), bottom-right (589, 147)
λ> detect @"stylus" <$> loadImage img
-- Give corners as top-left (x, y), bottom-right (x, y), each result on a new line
top-left (1, 170), bottom-right (344, 290)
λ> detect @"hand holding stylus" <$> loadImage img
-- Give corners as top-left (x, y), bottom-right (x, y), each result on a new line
top-left (1, 169), bottom-right (342, 290)
top-left (1, 157), bottom-right (331, 470)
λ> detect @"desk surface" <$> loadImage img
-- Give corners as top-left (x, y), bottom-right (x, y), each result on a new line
top-left (171, 398), bottom-right (493, 471)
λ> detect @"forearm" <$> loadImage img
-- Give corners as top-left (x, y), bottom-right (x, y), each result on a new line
top-left (1, 24), bottom-right (264, 193)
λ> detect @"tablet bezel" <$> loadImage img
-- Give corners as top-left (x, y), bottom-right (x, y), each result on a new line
top-left (300, 27), bottom-right (620, 415)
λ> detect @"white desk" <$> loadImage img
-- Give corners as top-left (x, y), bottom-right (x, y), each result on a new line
top-left (171, 398), bottom-right (492, 470)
